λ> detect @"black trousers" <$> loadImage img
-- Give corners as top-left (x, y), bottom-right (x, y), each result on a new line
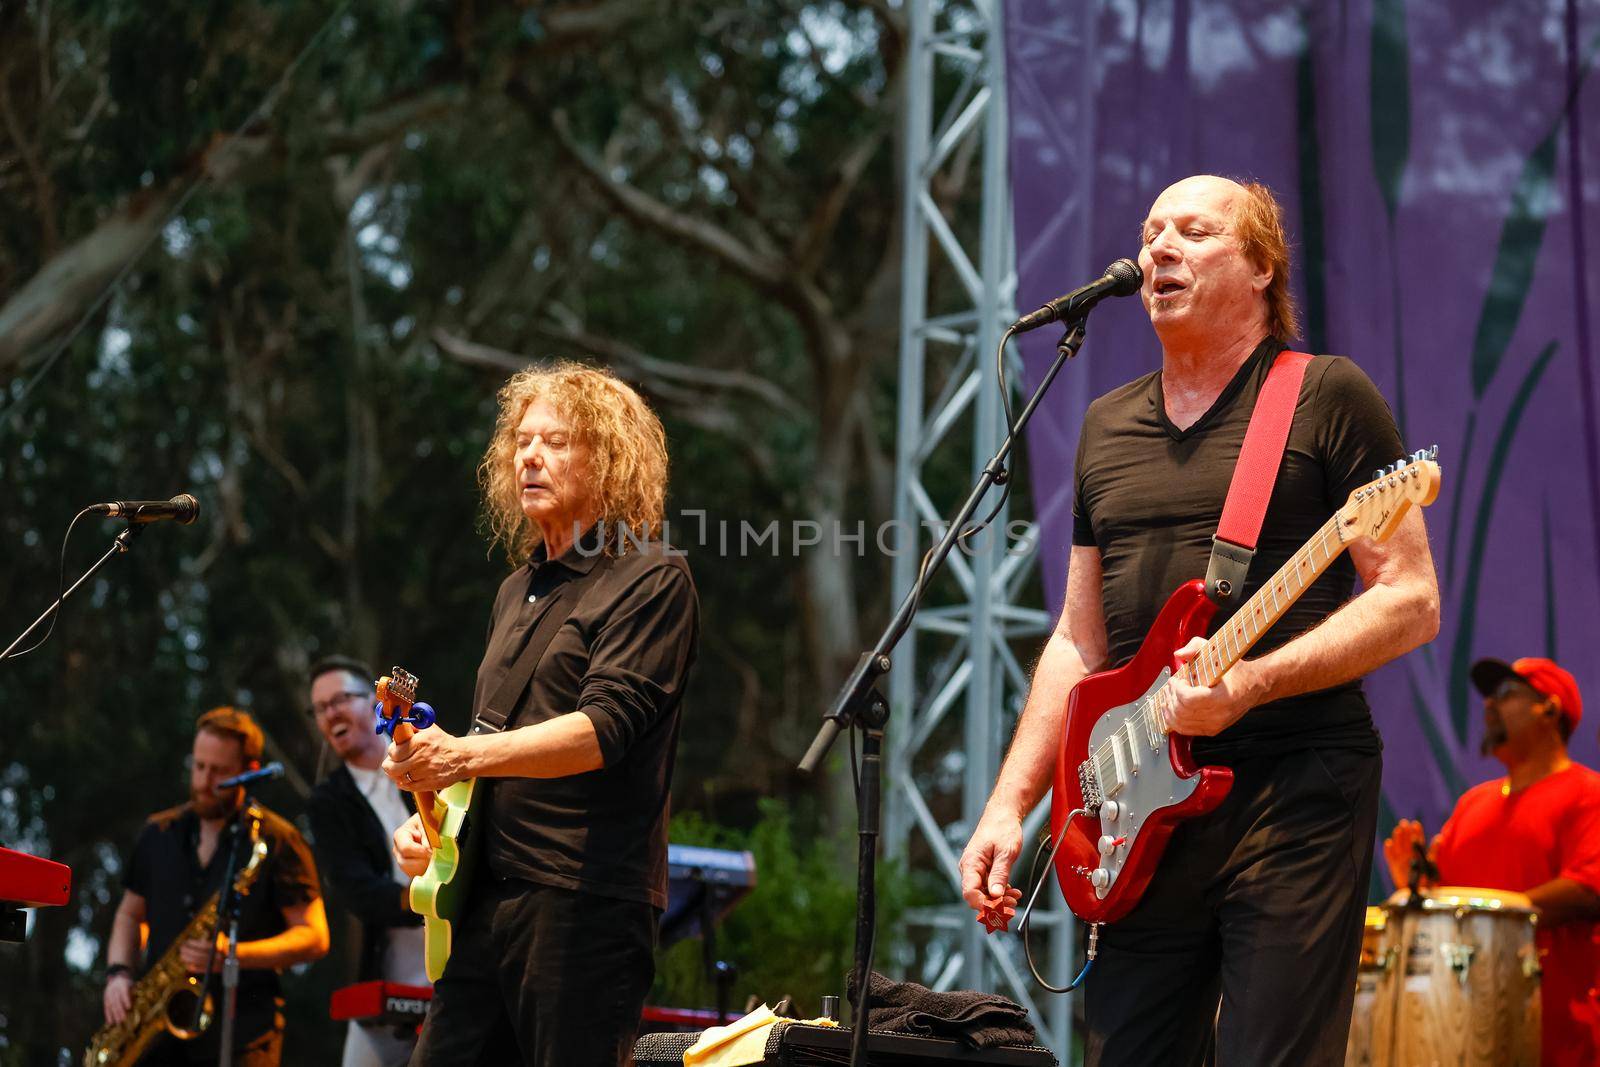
top-left (1083, 745), bottom-right (1382, 1067)
top-left (411, 876), bottom-right (657, 1067)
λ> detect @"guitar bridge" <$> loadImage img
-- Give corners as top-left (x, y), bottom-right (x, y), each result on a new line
top-left (1078, 760), bottom-right (1103, 812)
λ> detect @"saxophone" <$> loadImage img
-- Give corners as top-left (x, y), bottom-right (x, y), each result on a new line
top-left (83, 808), bottom-right (270, 1067)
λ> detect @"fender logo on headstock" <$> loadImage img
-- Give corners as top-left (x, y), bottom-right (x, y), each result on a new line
top-left (1367, 508), bottom-right (1394, 539)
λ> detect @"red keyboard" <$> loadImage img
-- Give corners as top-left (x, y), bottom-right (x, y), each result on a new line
top-left (0, 846), bottom-right (70, 907)
top-left (330, 981), bottom-right (433, 1027)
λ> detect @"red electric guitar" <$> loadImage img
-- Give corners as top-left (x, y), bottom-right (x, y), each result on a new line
top-left (1050, 448), bottom-right (1441, 924)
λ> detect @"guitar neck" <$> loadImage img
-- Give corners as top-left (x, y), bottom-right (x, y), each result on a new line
top-left (1182, 515), bottom-right (1347, 689)
top-left (390, 720), bottom-right (443, 846)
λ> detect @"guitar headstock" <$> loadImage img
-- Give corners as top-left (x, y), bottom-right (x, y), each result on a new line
top-left (374, 666), bottom-right (432, 738)
top-left (1336, 446), bottom-right (1442, 545)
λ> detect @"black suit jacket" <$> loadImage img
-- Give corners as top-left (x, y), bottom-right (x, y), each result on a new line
top-left (307, 764), bottom-right (421, 983)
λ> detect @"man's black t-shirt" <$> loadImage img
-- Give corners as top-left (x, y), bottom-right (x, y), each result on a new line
top-left (122, 801), bottom-right (320, 1046)
top-left (476, 534), bottom-right (698, 909)
top-left (1072, 337), bottom-right (1405, 761)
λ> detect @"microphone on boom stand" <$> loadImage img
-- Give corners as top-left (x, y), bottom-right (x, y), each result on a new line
top-left (1010, 257), bottom-right (1143, 353)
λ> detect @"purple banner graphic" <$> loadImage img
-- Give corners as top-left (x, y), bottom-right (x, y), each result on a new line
top-left (1005, 0), bottom-right (1600, 887)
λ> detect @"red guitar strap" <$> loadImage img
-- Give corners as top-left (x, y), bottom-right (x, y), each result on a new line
top-left (1204, 349), bottom-right (1313, 607)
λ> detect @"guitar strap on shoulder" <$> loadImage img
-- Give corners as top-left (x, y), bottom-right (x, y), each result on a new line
top-left (1205, 349), bottom-right (1313, 608)
top-left (471, 550), bottom-right (616, 737)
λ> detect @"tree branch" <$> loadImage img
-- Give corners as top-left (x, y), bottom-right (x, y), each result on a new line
top-left (431, 326), bottom-right (785, 485)
top-left (539, 105), bottom-right (789, 290)
top-left (322, 84), bottom-right (469, 156)
top-left (791, 102), bottom-right (894, 277)
top-left (0, 66), bottom-right (59, 255)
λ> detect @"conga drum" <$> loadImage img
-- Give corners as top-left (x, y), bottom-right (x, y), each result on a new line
top-left (1345, 906), bottom-right (1392, 1067)
top-left (1365, 887), bottom-right (1541, 1067)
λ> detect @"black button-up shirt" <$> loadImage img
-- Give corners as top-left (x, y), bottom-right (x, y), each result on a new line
top-left (475, 534), bottom-right (698, 909)
top-left (122, 801), bottom-right (320, 1046)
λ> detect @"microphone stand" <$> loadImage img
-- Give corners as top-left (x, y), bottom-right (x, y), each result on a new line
top-left (1, 523), bottom-right (141, 660)
top-left (799, 316), bottom-right (1091, 1067)
top-left (218, 886), bottom-right (245, 1067)
top-left (193, 801), bottom-right (256, 1067)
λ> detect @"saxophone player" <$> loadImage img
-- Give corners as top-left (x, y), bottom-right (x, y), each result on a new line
top-left (99, 707), bottom-right (328, 1066)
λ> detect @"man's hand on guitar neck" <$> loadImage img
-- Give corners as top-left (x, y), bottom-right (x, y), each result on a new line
top-left (393, 812), bottom-right (433, 878)
top-left (383, 724), bottom-right (471, 793)
top-left (1161, 636), bottom-right (1270, 737)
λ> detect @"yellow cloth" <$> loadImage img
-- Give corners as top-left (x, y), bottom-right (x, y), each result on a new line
top-left (681, 1005), bottom-right (839, 1066)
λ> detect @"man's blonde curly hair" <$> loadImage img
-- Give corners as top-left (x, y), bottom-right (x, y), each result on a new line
top-left (479, 362), bottom-right (668, 566)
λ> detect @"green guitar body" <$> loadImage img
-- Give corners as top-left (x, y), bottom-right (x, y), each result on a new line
top-left (407, 777), bottom-right (481, 982)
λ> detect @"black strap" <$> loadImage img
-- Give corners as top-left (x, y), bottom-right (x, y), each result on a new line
top-left (471, 554), bottom-right (613, 736)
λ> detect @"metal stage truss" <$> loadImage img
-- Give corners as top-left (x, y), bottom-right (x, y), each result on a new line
top-left (884, 1), bottom-right (1095, 1058)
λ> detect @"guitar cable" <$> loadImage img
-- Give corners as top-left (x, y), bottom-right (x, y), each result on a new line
top-left (1017, 806), bottom-right (1100, 994)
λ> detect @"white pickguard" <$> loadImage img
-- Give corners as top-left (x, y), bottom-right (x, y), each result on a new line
top-left (1084, 668), bottom-right (1202, 898)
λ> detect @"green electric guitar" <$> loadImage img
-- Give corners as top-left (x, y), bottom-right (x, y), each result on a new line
top-left (375, 667), bottom-right (482, 982)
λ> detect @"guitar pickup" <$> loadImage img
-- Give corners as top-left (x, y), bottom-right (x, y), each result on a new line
top-left (1103, 744), bottom-right (1127, 798)
top-left (1119, 727), bottom-right (1140, 774)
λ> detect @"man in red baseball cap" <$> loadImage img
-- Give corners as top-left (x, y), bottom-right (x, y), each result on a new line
top-left (1384, 656), bottom-right (1600, 1067)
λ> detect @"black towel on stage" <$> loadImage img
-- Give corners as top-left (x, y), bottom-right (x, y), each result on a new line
top-left (844, 969), bottom-right (1039, 1049)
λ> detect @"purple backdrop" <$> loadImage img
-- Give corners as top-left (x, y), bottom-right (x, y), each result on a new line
top-left (1005, 0), bottom-right (1600, 888)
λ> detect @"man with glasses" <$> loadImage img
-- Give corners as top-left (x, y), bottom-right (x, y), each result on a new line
top-left (1384, 657), bottom-right (1600, 1067)
top-left (305, 656), bottom-right (426, 1067)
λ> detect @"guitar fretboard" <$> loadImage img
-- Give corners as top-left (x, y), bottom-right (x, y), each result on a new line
top-left (1091, 515), bottom-right (1349, 790)
top-left (1183, 515), bottom-right (1343, 690)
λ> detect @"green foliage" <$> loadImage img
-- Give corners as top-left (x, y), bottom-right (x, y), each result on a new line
top-left (0, 1), bottom-right (921, 1061)
top-left (651, 799), bottom-right (917, 1019)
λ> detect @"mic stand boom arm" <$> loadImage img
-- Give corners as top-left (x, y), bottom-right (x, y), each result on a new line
top-left (798, 317), bottom-right (1090, 1067)
top-left (1, 524), bottom-right (142, 661)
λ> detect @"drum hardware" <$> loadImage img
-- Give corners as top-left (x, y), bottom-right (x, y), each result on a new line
top-left (1439, 941), bottom-right (1475, 986)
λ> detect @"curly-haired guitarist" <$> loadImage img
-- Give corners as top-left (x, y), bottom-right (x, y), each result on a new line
top-left (384, 365), bottom-right (699, 1067)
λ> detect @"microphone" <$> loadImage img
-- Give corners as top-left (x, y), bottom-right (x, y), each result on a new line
top-left (89, 494), bottom-right (200, 525)
top-left (1011, 258), bottom-right (1143, 333)
top-left (216, 762), bottom-right (284, 791)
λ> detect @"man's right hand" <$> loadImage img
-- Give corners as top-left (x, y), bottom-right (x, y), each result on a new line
top-left (393, 811), bottom-right (432, 878)
top-left (1383, 818), bottom-right (1433, 890)
top-left (103, 972), bottom-right (133, 1025)
top-left (960, 809), bottom-right (1025, 913)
